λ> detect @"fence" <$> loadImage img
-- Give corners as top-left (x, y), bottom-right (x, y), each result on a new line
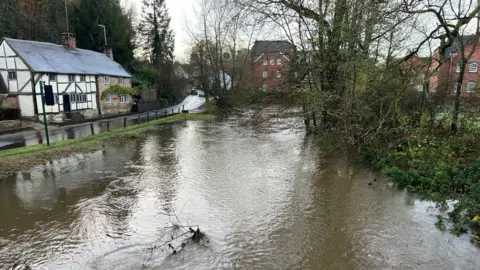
top-left (137, 99), bottom-right (169, 113)
top-left (87, 107), bottom-right (184, 136)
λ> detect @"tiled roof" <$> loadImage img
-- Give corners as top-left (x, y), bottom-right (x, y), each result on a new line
top-left (251, 40), bottom-right (294, 56)
top-left (4, 38), bottom-right (131, 77)
top-left (443, 35), bottom-right (476, 57)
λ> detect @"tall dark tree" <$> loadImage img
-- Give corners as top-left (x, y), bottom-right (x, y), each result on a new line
top-left (72, 0), bottom-right (136, 69)
top-left (139, 0), bottom-right (176, 104)
top-left (138, 0), bottom-right (174, 66)
top-left (0, 0), bottom-right (135, 70)
top-left (0, 0), bottom-right (68, 42)
top-left (0, 0), bottom-right (19, 40)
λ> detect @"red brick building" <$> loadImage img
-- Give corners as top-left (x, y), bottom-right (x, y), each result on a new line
top-left (430, 35), bottom-right (480, 97)
top-left (251, 40), bottom-right (295, 92)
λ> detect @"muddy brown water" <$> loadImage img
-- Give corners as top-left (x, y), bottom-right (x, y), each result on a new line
top-left (0, 119), bottom-right (479, 270)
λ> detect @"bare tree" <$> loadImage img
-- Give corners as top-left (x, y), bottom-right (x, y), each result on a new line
top-left (185, 0), bottom-right (263, 107)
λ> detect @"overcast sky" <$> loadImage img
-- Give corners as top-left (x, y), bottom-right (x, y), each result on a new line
top-left (128, 0), bottom-right (197, 61)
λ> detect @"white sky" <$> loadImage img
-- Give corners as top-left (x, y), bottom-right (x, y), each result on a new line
top-left (128, 0), bottom-right (197, 62)
top-left (124, 0), bottom-right (480, 63)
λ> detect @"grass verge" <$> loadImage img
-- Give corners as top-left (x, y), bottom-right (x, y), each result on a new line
top-left (0, 113), bottom-right (214, 173)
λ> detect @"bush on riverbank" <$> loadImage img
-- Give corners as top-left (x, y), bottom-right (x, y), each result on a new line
top-left (363, 124), bottom-right (480, 241)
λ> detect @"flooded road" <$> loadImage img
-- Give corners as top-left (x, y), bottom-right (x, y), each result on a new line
top-left (0, 92), bottom-right (206, 151)
top-left (0, 118), bottom-right (479, 269)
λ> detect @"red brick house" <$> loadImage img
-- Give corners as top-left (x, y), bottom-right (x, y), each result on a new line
top-left (251, 40), bottom-right (295, 92)
top-left (430, 35), bottom-right (480, 97)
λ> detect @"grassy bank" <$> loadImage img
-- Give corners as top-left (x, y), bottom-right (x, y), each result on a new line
top-left (360, 125), bottom-right (480, 245)
top-left (0, 113), bottom-right (214, 173)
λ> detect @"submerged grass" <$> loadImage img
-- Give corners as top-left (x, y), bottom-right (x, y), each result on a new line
top-left (0, 113), bottom-right (214, 173)
top-left (361, 125), bottom-right (480, 244)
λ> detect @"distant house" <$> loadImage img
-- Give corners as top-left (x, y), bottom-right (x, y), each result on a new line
top-left (209, 70), bottom-right (232, 91)
top-left (430, 35), bottom-right (480, 97)
top-left (0, 33), bottom-right (132, 119)
top-left (251, 40), bottom-right (295, 92)
top-left (399, 55), bottom-right (431, 92)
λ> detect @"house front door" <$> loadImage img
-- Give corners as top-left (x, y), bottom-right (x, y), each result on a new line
top-left (63, 94), bottom-right (71, 112)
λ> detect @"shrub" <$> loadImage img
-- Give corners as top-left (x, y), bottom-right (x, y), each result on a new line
top-left (0, 107), bottom-right (21, 120)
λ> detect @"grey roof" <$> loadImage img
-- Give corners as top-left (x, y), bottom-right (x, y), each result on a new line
top-left (443, 35), bottom-right (476, 57)
top-left (4, 38), bottom-right (131, 77)
top-left (251, 40), bottom-right (294, 56)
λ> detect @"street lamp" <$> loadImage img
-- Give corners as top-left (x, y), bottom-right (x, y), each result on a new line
top-left (98, 24), bottom-right (107, 45)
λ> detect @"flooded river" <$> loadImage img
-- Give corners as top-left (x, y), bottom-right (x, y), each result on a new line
top-left (0, 118), bottom-right (479, 269)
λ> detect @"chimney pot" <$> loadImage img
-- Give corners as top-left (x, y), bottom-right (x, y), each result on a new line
top-left (104, 45), bottom-right (113, 60)
top-left (62, 33), bottom-right (76, 49)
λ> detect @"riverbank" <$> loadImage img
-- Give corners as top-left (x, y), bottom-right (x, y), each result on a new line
top-left (0, 113), bottom-right (214, 174)
top-left (357, 125), bottom-right (480, 246)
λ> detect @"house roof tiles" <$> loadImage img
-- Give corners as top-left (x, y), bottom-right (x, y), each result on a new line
top-left (3, 38), bottom-right (131, 77)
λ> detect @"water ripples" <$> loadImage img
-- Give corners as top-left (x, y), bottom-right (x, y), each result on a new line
top-left (1, 119), bottom-right (480, 269)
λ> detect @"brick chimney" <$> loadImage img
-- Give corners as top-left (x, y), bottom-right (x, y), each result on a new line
top-left (62, 33), bottom-right (77, 49)
top-left (104, 45), bottom-right (113, 60)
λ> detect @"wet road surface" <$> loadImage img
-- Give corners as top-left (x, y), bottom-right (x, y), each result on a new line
top-left (0, 117), bottom-right (479, 269)
top-left (0, 93), bottom-right (205, 150)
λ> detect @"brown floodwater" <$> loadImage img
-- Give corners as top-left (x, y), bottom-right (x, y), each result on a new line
top-left (0, 118), bottom-right (479, 270)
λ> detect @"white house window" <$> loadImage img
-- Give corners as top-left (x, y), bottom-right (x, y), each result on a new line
top-left (49, 74), bottom-right (56, 81)
top-left (104, 76), bottom-right (110, 85)
top-left (467, 81), bottom-right (475, 92)
top-left (456, 63), bottom-right (461, 73)
top-left (277, 58), bottom-right (282, 65)
top-left (262, 71), bottom-right (267, 78)
top-left (7, 71), bottom-right (16, 80)
top-left (70, 93), bottom-right (76, 103)
top-left (68, 75), bottom-right (75, 82)
top-left (262, 84), bottom-right (268, 91)
top-left (119, 77), bottom-right (124, 85)
top-left (270, 57), bottom-right (275, 65)
top-left (76, 94), bottom-right (86, 102)
top-left (105, 94), bottom-right (112, 103)
top-left (80, 75), bottom-right (86, 82)
top-left (276, 71), bottom-right (281, 78)
top-left (119, 95), bottom-right (129, 103)
top-left (54, 95), bottom-right (59, 104)
top-left (470, 62), bottom-right (477, 73)
top-left (263, 58), bottom-right (267, 65)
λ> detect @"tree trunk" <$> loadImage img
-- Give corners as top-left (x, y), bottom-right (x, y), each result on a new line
top-left (451, 75), bottom-right (463, 134)
top-left (451, 60), bottom-right (467, 134)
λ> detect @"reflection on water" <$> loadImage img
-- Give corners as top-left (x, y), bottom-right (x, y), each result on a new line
top-left (0, 119), bottom-right (479, 270)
